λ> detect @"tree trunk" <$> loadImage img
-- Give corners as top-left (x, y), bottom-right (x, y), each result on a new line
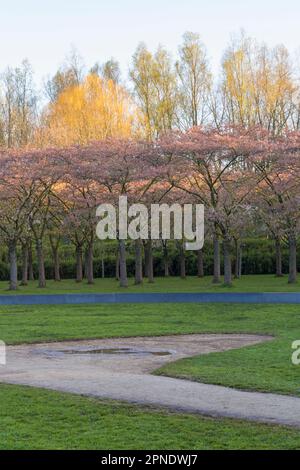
top-left (179, 242), bottom-right (186, 279)
top-left (49, 235), bottom-right (61, 282)
top-left (36, 239), bottom-right (46, 288)
top-left (223, 237), bottom-right (232, 287)
top-left (145, 240), bottom-right (154, 283)
top-left (275, 238), bottom-right (283, 277)
top-left (288, 234), bottom-right (297, 284)
top-left (53, 248), bottom-right (61, 282)
top-left (28, 241), bottom-right (34, 281)
top-left (8, 239), bottom-right (18, 291)
top-left (83, 248), bottom-right (88, 279)
top-left (86, 241), bottom-right (94, 284)
top-left (234, 239), bottom-right (240, 279)
top-left (75, 244), bottom-right (83, 283)
top-left (212, 235), bottom-right (221, 283)
top-left (144, 241), bottom-right (149, 278)
top-left (134, 239), bottom-right (143, 285)
top-left (162, 241), bottom-right (169, 277)
top-left (20, 242), bottom-right (28, 286)
top-left (119, 239), bottom-right (128, 288)
top-left (101, 258), bottom-right (105, 279)
top-left (197, 249), bottom-right (204, 278)
top-left (115, 250), bottom-right (120, 280)
top-left (239, 245), bottom-right (243, 278)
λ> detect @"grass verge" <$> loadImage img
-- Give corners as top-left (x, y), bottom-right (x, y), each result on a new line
top-left (1, 274), bottom-right (300, 294)
top-left (1, 384), bottom-right (299, 450)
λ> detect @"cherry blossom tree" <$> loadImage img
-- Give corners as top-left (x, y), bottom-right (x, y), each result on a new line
top-left (159, 126), bottom-right (267, 284)
top-left (251, 133), bottom-right (300, 283)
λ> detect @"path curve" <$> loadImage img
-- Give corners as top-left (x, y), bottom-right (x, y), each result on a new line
top-left (1, 333), bottom-right (300, 428)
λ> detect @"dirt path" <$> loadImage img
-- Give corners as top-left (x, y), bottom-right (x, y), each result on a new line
top-left (1, 333), bottom-right (300, 428)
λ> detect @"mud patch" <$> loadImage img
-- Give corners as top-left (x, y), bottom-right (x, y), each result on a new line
top-left (35, 346), bottom-right (172, 358)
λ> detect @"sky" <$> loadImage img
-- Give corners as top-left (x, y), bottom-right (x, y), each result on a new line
top-left (1, 0), bottom-right (300, 85)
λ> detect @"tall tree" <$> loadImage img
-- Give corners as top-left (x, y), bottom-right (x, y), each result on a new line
top-left (176, 32), bottom-right (211, 129)
top-left (41, 74), bottom-right (137, 146)
top-left (91, 58), bottom-right (121, 84)
top-left (0, 60), bottom-right (37, 148)
top-left (130, 43), bottom-right (178, 139)
top-left (214, 33), bottom-right (296, 134)
top-left (44, 47), bottom-right (84, 102)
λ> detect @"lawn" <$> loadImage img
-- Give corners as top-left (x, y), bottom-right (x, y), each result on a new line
top-left (1, 274), bottom-right (300, 294)
top-left (1, 301), bottom-right (300, 449)
top-left (1, 384), bottom-right (299, 450)
top-left (0, 302), bottom-right (300, 396)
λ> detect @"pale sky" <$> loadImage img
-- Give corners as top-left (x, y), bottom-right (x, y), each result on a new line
top-left (1, 0), bottom-right (300, 85)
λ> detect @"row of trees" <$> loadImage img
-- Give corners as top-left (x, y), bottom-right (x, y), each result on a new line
top-left (1, 126), bottom-right (300, 290)
top-left (1, 32), bottom-right (300, 150)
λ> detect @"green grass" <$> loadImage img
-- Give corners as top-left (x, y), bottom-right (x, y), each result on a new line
top-left (1, 274), bottom-right (300, 294)
top-left (1, 302), bottom-right (300, 396)
top-left (156, 335), bottom-right (300, 396)
top-left (1, 384), bottom-right (299, 450)
top-left (1, 301), bottom-right (300, 449)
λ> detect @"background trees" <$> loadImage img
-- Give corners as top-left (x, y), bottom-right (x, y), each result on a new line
top-left (0, 30), bottom-right (299, 148)
top-left (0, 128), bottom-right (299, 289)
top-left (1, 31), bottom-right (300, 288)
top-left (213, 33), bottom-right (296, 133)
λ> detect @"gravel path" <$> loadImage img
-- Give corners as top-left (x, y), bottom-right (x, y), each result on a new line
top-left (1, 333), bottom-right (300, 427)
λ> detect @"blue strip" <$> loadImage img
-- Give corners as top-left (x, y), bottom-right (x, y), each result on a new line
top-left (0, 292), bottom-right (300, 305)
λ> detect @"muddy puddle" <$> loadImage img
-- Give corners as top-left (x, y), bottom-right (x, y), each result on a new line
top-left (34, 347), bottom-right (172, 358)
